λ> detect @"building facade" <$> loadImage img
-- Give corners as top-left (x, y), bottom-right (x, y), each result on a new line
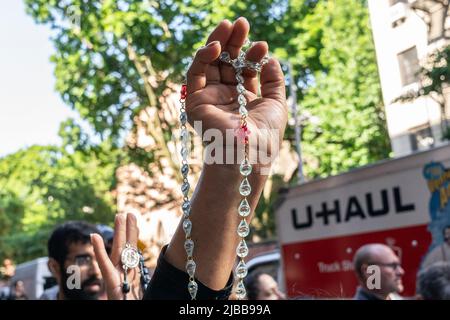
top-left (368, 0), bottom-right (450, 157)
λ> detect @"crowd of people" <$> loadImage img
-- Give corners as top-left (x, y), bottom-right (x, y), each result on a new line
top-left (1, 218), bottom-right (449, 300)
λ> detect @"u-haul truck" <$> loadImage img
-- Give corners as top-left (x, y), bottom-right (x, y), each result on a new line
top-left (275, 143), bottom-right (450, 298)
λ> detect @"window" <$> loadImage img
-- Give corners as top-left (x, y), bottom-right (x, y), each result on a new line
top-left (409, 125), bottom-right (434, 151)
top-left (398, 47), bottom-right (420, 86)
top-left (390, 0), bottom-right (409, 27)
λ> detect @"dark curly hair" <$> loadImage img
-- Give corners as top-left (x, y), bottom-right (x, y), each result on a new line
top-left (48, 221), bottom-right (99, 266)
top-left (418, 262), bottom-right (450, 300)
top-left (244, 271), bottom-right (265, 300)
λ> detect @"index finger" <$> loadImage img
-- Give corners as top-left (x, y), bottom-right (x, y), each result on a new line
top-left (110, 214), bottom-right (127, 265)
top-left (91, 234), bottom-right (120, 292)
top-left (186, 20), bottom-right (233, 94)
top-left (126, 213), bottom-right (139, 249)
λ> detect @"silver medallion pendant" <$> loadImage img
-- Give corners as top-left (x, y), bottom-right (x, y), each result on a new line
top-left (121, 243), bottom-right (140, 269)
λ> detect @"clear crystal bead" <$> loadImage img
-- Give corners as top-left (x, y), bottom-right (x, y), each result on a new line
top-left (181, 164), bottom-right (189, 176)
top-left (183, 219), bottom-right (192, 237)
top-left (188, 280), bottom-right (198, 299)
top-left (181, 147), bottom-right (188, 160)
top-left (232, 58), bottom-right (246, 69)
top-left (237, 219), bottom-right (250, 237)
top-left (181, 181), bottom-right (190, 196)
top-left (182, 200), bottom-right (191, 215)
top-left (240, 159), bottom-right (252, 176)
top-left (180, 112), bottom-right (187, 125)
top-left (236, 239), bottom-right (249, 258)
top-left (247, 61), bottom-right (262, 72)
top-left (235, 280), bottom-right (246, 299)
top-left (219, 51), bottom-right (230, 62)
top-left (239, 106), bottom-right (248, 116)
top-left (237, 84), bottom-right (245, 94)
top-left (238, 94), bottom-right (246, 106)
top-left (184, 239), bottom-right (194, 257)
top-left (239, 178), bottom-right (251, 196)
top-left (186, 260), bottom-right (196, 278)
top-left (236, 260), bottom-right (248, 279)
top-left (238, 198), bottom-right (251, 217)
top-left (180, 129), bottom-right (188, 144)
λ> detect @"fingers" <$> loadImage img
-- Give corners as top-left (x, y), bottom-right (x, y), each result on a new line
top-left (220, 17), bottom-right (250, 84)
top-left (243, 41), bottom-right (269, 94)
top-left (186, 41), bottom-right (221, 94)
top-left (110, 214), bottom-right (126, 265)
top-left (223, 17), bottom-right (249, 59)
top-left (125, 213), bottom-right (142, 300)
top-left (260, 58), bottom-right (286, 104)
top-left (205, 19), bottom-right (233, 50)
top-left (91, 234), bottom-right (119, 291)
top-left (186, 20), bottom-right (233, 94)
top-left (126, 213), bottom-right (139, 248)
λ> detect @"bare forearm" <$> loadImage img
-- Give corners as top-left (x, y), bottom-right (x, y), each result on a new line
top-left (165, 163), bottom-right (268, 290)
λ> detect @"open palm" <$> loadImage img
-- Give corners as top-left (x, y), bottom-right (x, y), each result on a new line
top-left (185, 18), bottom-right (287, 162)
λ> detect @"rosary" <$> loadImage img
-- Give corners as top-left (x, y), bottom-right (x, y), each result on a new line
top-left (179, 40), bottom-right (269, 300)
top-left (121, 243), bottom-right (151, 300)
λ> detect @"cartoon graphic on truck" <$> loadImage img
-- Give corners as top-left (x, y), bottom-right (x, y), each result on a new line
top-left (421, 162), bottom-right (450, 270)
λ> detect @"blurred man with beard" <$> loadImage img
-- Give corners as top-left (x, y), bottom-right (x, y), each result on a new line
top-left (41, 221), bottom-right (105, 300)
top-left (353, 243), bottom-right (405, 300)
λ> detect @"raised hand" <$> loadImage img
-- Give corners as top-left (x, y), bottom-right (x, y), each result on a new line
top-left (91, 213), bottom-right (142, 300)
top-left (185, 17), bottom-right (287, 163)
top-left (163, 18), bottom-right (288, 293)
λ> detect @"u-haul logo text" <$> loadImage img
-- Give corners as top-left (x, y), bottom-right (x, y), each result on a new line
top-left (291, 186), bottom-right (415, 230)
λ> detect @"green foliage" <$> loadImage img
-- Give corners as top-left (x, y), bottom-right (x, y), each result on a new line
top-left (0, 230), bottom-right (50, 265)
top-left (396, 45), bottom-right (450, 140)
top-left (24, 0), bottom-right (210, 143)
top-left (396, 45), bottom-right (450, 101)
top-left (420, 46), bottom-right (450, 96)
top-left (0, 190), bottom-right (25, 237)
top-left (0, 120), bottom-right (123, 263)
top-left (297, 0), bottom-right (390, 177)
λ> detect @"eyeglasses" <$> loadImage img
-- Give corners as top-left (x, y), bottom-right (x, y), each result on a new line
top-left (67, 254), bottom-right (95, 267)
top-left (368, 262), bottom-right (402, 270)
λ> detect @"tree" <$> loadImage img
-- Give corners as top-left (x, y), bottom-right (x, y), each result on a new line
top-left (219, 0), bottom-right (390, 177)
top-left (293, 0), bottom-right (390, 177)
top-left (22, 0), bottom-right (390, 240)
top-left (0, 120), bottom-right (123, 263)
top-left (397, 45), bottom-right (450, 139)
top-left (23, 0), bottom-right (303, 242)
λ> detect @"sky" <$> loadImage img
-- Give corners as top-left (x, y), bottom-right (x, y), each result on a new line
top-left (0, 1), bottom-right (82, 157)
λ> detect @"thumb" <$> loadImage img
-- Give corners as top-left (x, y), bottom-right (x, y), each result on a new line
top-left (186, 41), bottom-right (221, 94)
top-left (91, 233), bottom-right (120, 295)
